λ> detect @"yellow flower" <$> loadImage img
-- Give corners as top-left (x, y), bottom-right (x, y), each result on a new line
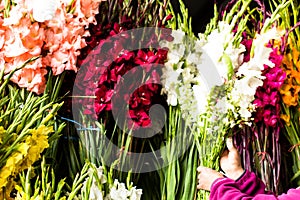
top-left (0, 143), bottom-right (29, 188)
top-left (24, 125), bottom-right (52, 166)
top-left (280, 114), bottom-right (290, 126)
top-left (0, 126), bottom-right (5, 144)
top-left (0, 125), bottom-right (53, 196)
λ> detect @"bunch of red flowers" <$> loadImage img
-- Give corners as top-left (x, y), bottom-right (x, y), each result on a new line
top-left (74, 0), bottom-right (171, 130)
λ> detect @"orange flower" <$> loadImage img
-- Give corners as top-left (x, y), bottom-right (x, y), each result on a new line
top-left (44, 29), bottom-right (62, 53)
top-left (0, 29), bottom-right (5, 49)
top-left (76, 0), bottom-right (103, 24)
top-left (291, 68), bottom-right (300, 84)
top-left (14, 67), bottom-right (47, 94)
top-left (280, 45), bottom-right (300, 107)
top-left (3, 30), bottom-right (28, 57)
top-left (21, 22), bottom-right (44, 56)
top-left (0, 0), bottom-right (101, 94)
top-left (282, 53), bottom-right (293, 70)
top-left (292, 47), bottom-right (300, 64)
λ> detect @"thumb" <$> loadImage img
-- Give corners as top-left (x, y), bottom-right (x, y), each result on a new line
top-left (226, 137), bottom-right (236, 152)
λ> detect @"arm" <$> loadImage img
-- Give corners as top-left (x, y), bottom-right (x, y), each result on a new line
top-left (198, 138), bottom-right (300, 199)
top-left (219, 138), bottom-right (269, 195)
top-left (210, 170), bottom-right (271, 200)
top-left (210, 171), bottom-right (300, 200)
top-left (197, 167), bottom-right (271, 199)
top-left (197, 137), bottom-right (269, 197)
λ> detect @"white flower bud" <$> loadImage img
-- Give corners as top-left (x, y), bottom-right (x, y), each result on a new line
top-left (32, 0), bottom-right (58, 22)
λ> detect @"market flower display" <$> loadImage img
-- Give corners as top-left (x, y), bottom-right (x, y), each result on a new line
top-left (2, 0), bottom-right (300, 199)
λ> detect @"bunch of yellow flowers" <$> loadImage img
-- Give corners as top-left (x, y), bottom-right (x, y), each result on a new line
top-left (0, 59), bottom-right (65, 198)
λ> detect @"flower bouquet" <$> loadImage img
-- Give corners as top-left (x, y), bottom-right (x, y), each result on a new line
top-left (160, 0), bottom-right (299, 198)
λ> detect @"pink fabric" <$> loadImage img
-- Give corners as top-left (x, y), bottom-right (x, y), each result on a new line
top-left (210, 170), bottom-right (300, 200)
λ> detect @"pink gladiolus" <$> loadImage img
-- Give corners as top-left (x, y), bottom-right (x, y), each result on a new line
top-left (0, 0), bottom-right (101, 94)
top-left (253, 47), bottom-right (285, 127)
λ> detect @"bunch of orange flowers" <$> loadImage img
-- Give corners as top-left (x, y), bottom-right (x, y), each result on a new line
top-left (0, 0), bottom-right (102, 94)
top-left (280, 42), bottom-right (300, 109)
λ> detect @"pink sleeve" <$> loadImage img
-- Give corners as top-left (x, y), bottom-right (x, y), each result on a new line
top-left (277, 189), bottom-right (300, 200)
top-left (210, 170), bottom-right (300, 200)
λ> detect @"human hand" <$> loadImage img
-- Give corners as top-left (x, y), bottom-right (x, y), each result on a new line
top-left (197, 166), bottom-right (224, 191)
top-left (220, 137), bottom-right (244, 180)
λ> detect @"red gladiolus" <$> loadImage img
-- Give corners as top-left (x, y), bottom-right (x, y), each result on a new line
top-left (95, 85), bottom-right (114, 114)
top-left (75, 0), bottom-right (171, 130)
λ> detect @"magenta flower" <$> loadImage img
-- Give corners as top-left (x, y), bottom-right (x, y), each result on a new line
top-left (253, 47), bottom-right (285, 128)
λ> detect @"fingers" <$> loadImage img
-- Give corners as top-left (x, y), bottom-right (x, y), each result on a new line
top-left (197, 171), bottom-right (202, 189)
top-left (197, 166), bottom-right (205, 190)
top-left (197, 166), bottom-right (208, 172)
top-left (197, 182), bottom-right (203, 190)
top-left (197, 167), bottom-right (209, 191)
top-left (197, 166), bottom-right (224, 191)
top-left (197, 166), bottom-right (210, 172)
top-left (197, 166), bottom-right (203, 172)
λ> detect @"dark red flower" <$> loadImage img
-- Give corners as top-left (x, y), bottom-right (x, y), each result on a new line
top-left (75, 0), bottom-right (171, 130)
top-left (94, 85), bottom-right (114, 114)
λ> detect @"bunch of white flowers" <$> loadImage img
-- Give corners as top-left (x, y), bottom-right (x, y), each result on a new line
top-left (160, 29), bottom-right (207, 125)
top-left (160, 21), bottom-right (246, 130)
top-left (80, 164), bottom-right (142, 200)
top-left (106, 180), bottom-right (142, 200)
top-left (161, 16), bottom-right (280, 132)
top-left (199, 21), bottom-right (246, 82)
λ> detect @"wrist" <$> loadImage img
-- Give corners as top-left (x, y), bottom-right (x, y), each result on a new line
top-left (226, 168), bottom-right (244, 180)
top-left (210, 176), bottom-right (226, 190)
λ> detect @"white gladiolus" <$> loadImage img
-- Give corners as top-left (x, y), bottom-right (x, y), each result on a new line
top-left (178, 85), bottom-right (199, 123)
top-left (32, 0), bottom-right (58, 22)
top-left (251, 25), bottom-right (281, 69)
top-left (202, 21), bottom-right (233, 79)
top-left (161, 62), bottom-right (183, 106)
top-left (186, 52), bottom-right (202, 66)
top-left (235, 76), bottom-right (264, 97)
top-left (109, 180), bottom-right (130, 200)
top-left (81, 165), bottom-right (142, 200)
top-left (171, 29), bottom-right (186, 44)
top-left (107, 179), bottom-right (142, 200)
top-left (192, 84), bottom-right (208, 115)
top-left (129, 187), bottom-right (143, 200)
top-left (224, 43), bottom-right (246, 69)
top-left (200, 21), bottom-right (245, 82)
top-left (239, 106), bottom-right (252, 121)
top-left (167, 47), bottom-right (185, 64)
top-left (89, 185), bottom-right (104, 200)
